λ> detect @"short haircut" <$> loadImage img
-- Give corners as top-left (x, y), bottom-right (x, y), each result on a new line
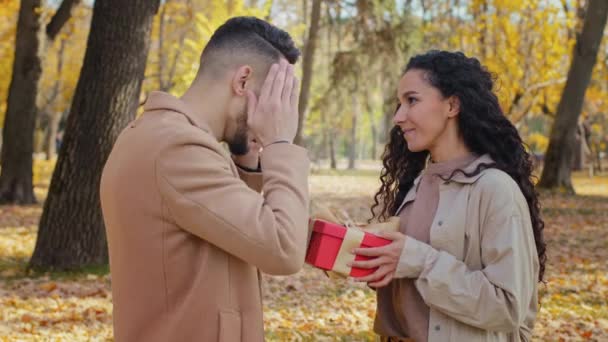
top-left (198, 17), bottom-right (300, 78)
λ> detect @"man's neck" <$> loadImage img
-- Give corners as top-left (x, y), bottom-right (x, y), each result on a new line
top-left (180, 80), bottom-right (227, 141)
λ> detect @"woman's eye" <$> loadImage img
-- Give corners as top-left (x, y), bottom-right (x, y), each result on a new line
top-left (408, 97), bottom-right (418, 104)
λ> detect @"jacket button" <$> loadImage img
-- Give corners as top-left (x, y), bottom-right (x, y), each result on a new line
top-left (435, 325), bottom-right (441, 331)
top-left (438, 221), bottom-right (443, 226)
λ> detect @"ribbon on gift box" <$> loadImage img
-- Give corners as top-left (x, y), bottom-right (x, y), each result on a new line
top-left (332, 227), bottom-right (365, 274)
top-left (310, 205), bottom-right (401, 277)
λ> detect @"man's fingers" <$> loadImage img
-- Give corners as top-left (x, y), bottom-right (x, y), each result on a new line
top-left (290, 77), bottom-right (300, 111)
top-left (260, 63), bottom-right (279, 102)
top-left (281, 64), bottom-right (294, 105)
top-left (271, 60), bottom-right (288, 100)
top-left (246, 90), bottom-right (258, 127)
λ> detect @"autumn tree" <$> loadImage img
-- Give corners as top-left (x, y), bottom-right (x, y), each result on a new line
top-left (539, 0), bottom-right (608, 192)
top-left (143, 0), bottom-right (270, 97)
top-left (294, 0), bottom-right (321, 146)
top-left (0, 0), bottom-right (81, 204)
top-left (30, 0), bottom-right (160, 269)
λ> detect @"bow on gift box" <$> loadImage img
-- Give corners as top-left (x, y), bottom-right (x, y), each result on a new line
top-left (309, 206), bottom-right (401, 278)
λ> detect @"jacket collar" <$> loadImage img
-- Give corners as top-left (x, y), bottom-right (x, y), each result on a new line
top-left (411, 154), bottom-right (495, 188)
top-left (397, 154), bottom-right (495, 214)
top-left (143, 91), bottom-right (212, 134)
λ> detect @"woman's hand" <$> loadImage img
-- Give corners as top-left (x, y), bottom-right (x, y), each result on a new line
top-left (349, 231), bottom-right (407, 288)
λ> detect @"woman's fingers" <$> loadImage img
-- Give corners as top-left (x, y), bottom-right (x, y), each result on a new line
top-left (369, 271), bottom-right (395, 288)
top-left (352, 245), bottom-right (388, 257)
top-left (353, 264), bottom-right (392, 283)
top-left (348, 256), bottom-right (386, 269)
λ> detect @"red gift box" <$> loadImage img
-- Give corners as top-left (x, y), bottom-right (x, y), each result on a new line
top-left (306, 219), bottom-right (392, 277)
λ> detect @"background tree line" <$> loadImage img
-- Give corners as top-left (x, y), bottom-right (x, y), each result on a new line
top-left (0, 0), bottom-right (606, 269)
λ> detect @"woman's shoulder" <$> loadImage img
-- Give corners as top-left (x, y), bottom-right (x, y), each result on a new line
top-left (476, 167), bottom-right (517, 189)
top-left (472, 167), bottom-right (529, 215)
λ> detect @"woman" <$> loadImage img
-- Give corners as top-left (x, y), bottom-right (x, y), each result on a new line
top-left (349, 50), bottom-right (546, 342)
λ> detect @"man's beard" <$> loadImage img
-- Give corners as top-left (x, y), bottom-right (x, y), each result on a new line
top-left (227, 113), bottom-right (249, 156)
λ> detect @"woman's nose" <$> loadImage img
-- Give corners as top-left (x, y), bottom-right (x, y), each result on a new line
top-left (393, 106), bottom-right (406, 124)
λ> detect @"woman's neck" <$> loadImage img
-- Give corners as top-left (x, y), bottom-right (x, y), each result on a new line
top-left (429, 138), bottom-right (471, 163)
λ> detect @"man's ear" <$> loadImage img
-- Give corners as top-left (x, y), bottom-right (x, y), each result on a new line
top-left (231, 65), bottom-right (253, 96)
top-left (447, 96), bottom-right (461, 118)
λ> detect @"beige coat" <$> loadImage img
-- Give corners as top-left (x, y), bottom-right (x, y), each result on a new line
top-left (393, 155), bottom-right (539, 341)
top-left (100, 91), bottom-right (310, 342)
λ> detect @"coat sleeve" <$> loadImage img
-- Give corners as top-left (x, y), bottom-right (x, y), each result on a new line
top-left (235, 163), bottom-right (264, 193)
top-left (155, 141), bottom-right (310, 275)
top-left (394, 175), bottom-right (539, 332)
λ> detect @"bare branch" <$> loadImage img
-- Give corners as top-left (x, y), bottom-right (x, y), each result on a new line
top-left (46, 0), bottom-right (82, 41)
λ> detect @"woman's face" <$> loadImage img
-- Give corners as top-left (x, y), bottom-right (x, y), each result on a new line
top-left (393, 69), bottom-right (458, 153)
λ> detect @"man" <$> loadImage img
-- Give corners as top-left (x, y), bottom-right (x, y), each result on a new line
top-left (100, 17), bottom-right (309, 341)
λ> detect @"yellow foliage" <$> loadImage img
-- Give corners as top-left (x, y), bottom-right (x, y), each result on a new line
top-left (0, 0), bottom-right (19, 127)
top-left (144, 0), bottom-right (271, 97)
top-left (526, 132), bottom-right (548, 153)
top-left (33, 158), bottom-right (56, 187)
top-left (38, 5), bottom-right (91, 117)
top-left (422, 0), bottom-right (576, 123)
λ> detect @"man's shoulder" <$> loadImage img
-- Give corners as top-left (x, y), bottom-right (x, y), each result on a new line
top-left (137, 110), bottom-right (222, 150)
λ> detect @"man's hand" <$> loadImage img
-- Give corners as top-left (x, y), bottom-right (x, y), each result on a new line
top-left (246, 60), bottom-right (300, 147)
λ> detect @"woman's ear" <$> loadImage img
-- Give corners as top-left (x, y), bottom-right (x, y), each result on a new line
top-left (231, 65), bottom-right (253, 96)
top-left (447, 96), bottom-right (461, 118)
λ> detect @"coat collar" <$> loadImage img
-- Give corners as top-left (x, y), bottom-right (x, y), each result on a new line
top-left (143, 91), bottom-right (212, 134)
top-left (397, 154), bottom-right (495, 214)
top-left (412, 154), bottom-right (495, 188)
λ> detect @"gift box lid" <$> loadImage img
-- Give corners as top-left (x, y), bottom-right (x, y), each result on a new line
top-left (312, 219), bottom-right (391, 247)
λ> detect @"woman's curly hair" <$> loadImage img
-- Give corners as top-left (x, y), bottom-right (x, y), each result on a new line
top-left (370, 50), bottom-right (546, 282)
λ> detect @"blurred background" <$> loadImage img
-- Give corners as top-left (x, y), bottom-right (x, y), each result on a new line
top-left (0, 0), bottom-right (607, 340)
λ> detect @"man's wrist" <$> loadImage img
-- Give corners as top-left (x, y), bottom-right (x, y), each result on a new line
top-left (262, 140), bottom-right (291, 148)
top-left (235, 159), bottom-right (261, 172)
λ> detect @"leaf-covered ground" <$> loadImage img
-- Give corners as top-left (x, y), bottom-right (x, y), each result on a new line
top-left (1, 162), bottom-right (607, 341)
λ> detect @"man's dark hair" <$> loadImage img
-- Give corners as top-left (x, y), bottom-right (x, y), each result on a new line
top-left (199, 17), bottom-right (300, 76)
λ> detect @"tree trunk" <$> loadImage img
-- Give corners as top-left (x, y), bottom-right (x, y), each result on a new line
top-left (0, 0), bottom-right (81, 205)
top-left (44, 38), bottom-right (68, 161)
top-left (46, 0), bottom-right (82, 41)
top-left (596, 145), bottom-right (603, 173)
top-left (538, 0), bottom-right (608, 192)
top-left (157, 2), bottom-right (167, 90)
top-left (365, 91), bottom-right (377, 159)
top-left (294, 0), bottom-right (321, 146)
top-left (370, 115), bottom-right (377, 160)
top-left (328, 127), bottom-right (336, 169)
top-left (380, 74), bottom-right (398, 145)
top-left (44, 112), bottom-right (62, 161)
top-left (30, 0), bottom-right (160, 270)
top-left (572, 122), bottom-right (590, 171)
top-left (0, 0), bottom-right (42, 204)
top-left (348, 95), bottom-right (359, 169)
